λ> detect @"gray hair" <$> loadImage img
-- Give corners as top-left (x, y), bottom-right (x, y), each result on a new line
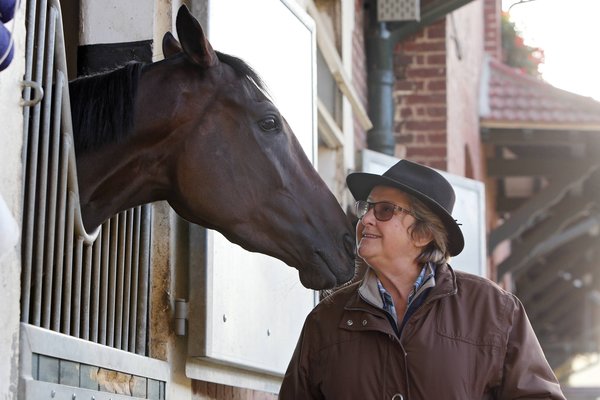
top-left (406, 194), bottom-right (450, 265)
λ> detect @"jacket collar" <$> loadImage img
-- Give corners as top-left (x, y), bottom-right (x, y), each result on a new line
top-left (347, 263), bottom-right (458, 311)
top-left (357, 268), bottom-right (384, 308)
top-left (426, 262), bottom-right (458, 302)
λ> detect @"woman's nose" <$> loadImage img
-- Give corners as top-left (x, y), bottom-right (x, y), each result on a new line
top-left (360, 207), bottom-right (376, 225)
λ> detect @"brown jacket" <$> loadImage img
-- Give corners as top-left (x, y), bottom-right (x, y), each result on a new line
top-left (279, 264), bottom-right (565, 400)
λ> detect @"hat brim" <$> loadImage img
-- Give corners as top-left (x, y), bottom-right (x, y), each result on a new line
top-left (347, 172), bottom-right (464, 257)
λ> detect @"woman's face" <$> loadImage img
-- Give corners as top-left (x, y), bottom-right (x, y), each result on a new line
top-left (356, 186), bottom-right (428, 270)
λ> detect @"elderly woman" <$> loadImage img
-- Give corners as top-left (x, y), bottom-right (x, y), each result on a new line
top-left (279, 160), bottom-right (565, 400)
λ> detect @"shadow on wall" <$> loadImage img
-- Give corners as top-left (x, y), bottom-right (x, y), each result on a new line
top-left (0, 194), bottom-right (19, 261)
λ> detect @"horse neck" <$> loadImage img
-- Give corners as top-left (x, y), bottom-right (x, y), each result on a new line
top-left (76, 138), bottom-right (170, 231)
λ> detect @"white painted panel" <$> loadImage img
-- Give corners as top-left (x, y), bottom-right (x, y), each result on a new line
top-left (79, 0), bottom-right (153, 44)
top-left (208, 0), bottom-right (316, 161)
top-left (360, 149), bottom-right (487, 277)
top-left (196, 0), bottom-right (317, 375)
top-left (439, 171), bottom-right (487, 277)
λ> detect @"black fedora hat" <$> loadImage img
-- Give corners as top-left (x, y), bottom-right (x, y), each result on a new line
top-left (346, 159), bottom-right (464, 256)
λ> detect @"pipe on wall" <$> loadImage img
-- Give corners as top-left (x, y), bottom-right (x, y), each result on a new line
top-left (365, 3), bottom-right (396, 155)
top-left (364, 0), bottom-right (476, 156)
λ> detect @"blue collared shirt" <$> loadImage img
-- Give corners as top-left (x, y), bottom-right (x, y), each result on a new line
top-left (376, 262), bottom-right (436, 331)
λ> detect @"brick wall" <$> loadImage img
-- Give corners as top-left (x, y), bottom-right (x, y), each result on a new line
top-left (192, 381), bottom-right (276, 400)
top-left (393, 20), bottom-right (449, 170)
top-left (353, 0), bottom-right (368, 151)
top-left (446, 1), bottom-right (485, 178)
top-left (484, 0), bottom-right (501, 60)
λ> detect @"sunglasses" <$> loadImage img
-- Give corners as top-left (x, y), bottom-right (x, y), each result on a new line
top-left (355, 200), bottom-right (415, 222)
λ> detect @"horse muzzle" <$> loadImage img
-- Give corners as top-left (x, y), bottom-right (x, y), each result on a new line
top-left (298, 233), bottom-right (356, 290)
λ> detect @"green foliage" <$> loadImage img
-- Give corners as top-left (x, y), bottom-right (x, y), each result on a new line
top-left (501, 12), bottom-right (544, 77)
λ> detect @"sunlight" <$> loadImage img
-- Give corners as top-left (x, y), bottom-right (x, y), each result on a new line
top-left (503, 0), bottom-right (600, 100)
top-left (569, 354), bottom-right (600, 386)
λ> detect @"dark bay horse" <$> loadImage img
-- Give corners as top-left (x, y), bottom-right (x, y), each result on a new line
top-left (68, 5), bottom-right (355, 290)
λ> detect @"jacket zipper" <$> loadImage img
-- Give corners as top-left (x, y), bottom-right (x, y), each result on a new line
top-left (397, 285), bottom-right (456, 400)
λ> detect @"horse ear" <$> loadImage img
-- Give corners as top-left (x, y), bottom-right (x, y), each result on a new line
top-left (175, 5), bottom-right (218, 68)
top-left (162, 32), bottom-right (182, 58)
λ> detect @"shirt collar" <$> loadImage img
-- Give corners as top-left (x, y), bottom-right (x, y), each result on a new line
top-left (359, 263), bottom-right (437, 319)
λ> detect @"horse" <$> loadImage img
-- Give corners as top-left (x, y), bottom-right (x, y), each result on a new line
top-left (68, 5), bottom-right (355, 290)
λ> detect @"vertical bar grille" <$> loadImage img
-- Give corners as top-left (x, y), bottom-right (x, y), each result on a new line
top-left (20, 0), bottom-right (152, 356)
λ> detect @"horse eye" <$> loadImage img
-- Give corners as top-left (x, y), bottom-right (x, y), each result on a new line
top-left (258, 116), bottom-right (280, 132)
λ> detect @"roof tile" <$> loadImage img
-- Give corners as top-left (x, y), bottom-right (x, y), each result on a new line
top-left (482, 59), bottom-right (600, 128)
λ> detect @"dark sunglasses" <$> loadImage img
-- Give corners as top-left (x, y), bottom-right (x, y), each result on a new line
top-left (355, 200), bottom-right (414, 222)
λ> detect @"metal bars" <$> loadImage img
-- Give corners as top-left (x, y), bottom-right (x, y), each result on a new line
top-left (20, 0), bottom-right (151, 356)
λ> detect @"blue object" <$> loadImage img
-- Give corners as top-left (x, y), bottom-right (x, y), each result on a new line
top-left (0, 22), bottom-right (13, 71)
top-left (0, 0), bottom-right (16, 23)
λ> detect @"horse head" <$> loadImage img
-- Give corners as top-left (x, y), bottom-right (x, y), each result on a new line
top-left (73, 5), bottom-right (355, 290)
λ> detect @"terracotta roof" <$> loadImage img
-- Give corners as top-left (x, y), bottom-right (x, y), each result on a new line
top-left (480, 57), bottom-right (600, 130)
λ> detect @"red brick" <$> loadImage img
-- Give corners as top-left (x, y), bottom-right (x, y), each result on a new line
top-left (399, 107), bottom-right (414, 118)
top-left (401, 40), bottom-right (446, 53)
top-left (395, 133), bottom-right (415, 144)
top-left (355, 0), bottom-right (362, 13)
top-left (394, 64), bottom-right (409, 80)
top-left (405, 93), bottom-right (447, 105)
top-left (394, 120), bottom-right (406, 132)
top-left (352, 0), bottom-right (368, 151)
top-left (426, 22), bottom-right (446, 39)
top-left (404, 120), bottom-right (446, 131)
top-left (395, 82), bottom-right (423, 94)
top-left (428, 133), bottom-right (447, 143)
top-left (483, 0), bottom-right (501, 59)
top-left (406, 146), bottom-right (447, 158)
top-left (426, 106), bottom-right (447, 117)
top-left (426, 79), bottom-right (447, 92)
top-left (427, 159), bottom-right (448, 170)
top-left (426, 53), bottom-right (446, 65)
top-left (406, 67), bottom-right (446, 79)
top-left (395, 80), bottom-right (416, 92)
top-left (394, 49), bottom-right (414, 62)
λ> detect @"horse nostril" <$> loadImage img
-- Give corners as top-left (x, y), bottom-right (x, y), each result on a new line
top-left (343, 233), bottom-right (356, 258)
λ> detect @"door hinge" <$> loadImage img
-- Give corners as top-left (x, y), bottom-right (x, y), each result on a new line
top-left (175, 298), bottom-right (188, 336)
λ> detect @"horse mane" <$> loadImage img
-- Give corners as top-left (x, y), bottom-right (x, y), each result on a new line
top-left (69, 52), bottom-right (267, 154)
top-left (70, 62), bottom-right (144, 154)
top-left (215, 51), bottom-right (268, 95)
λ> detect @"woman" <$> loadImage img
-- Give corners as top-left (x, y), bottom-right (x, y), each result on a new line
top-left (279, 159), bottom-right (565, 400)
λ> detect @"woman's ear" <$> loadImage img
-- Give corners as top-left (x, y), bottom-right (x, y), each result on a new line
top-left (410, 226), bottom-right (433, 249)
top-left (415, 236), bottom-right (433, 249)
